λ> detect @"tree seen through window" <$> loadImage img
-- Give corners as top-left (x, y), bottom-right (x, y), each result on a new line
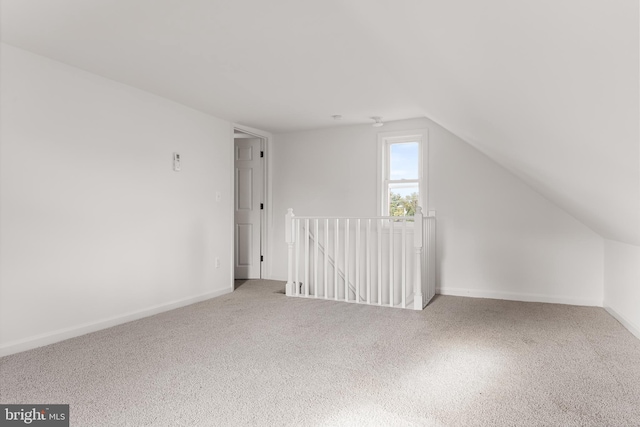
top-left (390, 191), bottom-right (418, 217)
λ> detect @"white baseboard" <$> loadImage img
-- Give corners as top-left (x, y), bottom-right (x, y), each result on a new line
top-left (604, 306), bottom-right (640, 340)
top-left (0, 287), bottom-right (233, 357)
top-left (436, 287), bottom-right (601, 307)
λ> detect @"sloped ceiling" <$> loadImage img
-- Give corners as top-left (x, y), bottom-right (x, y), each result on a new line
top-left (1, 0), bottom-right (638, 244)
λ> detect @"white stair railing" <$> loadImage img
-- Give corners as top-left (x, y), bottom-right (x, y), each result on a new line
top-left (285, 207), bottom-right (436, 310)
top-left (302, 225), bottom-right (356, 298)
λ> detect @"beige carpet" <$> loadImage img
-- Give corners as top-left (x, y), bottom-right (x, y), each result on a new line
top-left (1, 280), bottom-right (640, 426)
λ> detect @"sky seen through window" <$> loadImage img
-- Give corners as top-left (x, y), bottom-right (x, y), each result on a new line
top-left (389, 142), bottom-right (419, 197)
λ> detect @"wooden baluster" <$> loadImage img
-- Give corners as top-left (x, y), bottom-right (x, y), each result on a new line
top-left (428, 212), bottom-right (436, 302)
top-left (324, 218), bottom-right (329, 299)
top-left (344, 219), bottom-right (350, 302)
top-left (285, 209), bottom-right (295, 296)
top-left (355, 219), bottom-right (360, 303)
top-left (304, 219), bottom-right (310, 297)
top-left (314, 219), bottom-right (319, 298)
top-left (334, 219), bottom-right (339, 300)
top-left (414, 207), bottom-right (424, 310)
top-left (377, 218), bottom-right (382, 305)
top-left (366, 219), bottom-right (371, 304)
top-left (402, 218), bottom-right (407, 309)
top-left (390, 218), bottom-right (394, 307)
top-left (295, 218), bottom-right (300, 296)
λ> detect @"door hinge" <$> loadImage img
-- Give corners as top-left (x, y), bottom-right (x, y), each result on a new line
top-left (260, 203), bottom-right (264, 210)
top-left (260, 255), bottom-right (264, 262)
top-left (260, 151), bottom-right (264, 158)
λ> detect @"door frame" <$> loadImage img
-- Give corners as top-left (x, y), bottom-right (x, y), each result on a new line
top-left (232, 124), bottom-right (271, 281)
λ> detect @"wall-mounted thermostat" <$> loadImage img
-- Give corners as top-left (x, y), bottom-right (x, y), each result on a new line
top-left (173, 152), bottom-right (181, 171)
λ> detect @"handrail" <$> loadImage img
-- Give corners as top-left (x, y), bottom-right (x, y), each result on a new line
top-left (292, 215), bottom-right (416, 220)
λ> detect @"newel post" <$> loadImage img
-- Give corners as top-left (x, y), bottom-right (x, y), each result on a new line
top-left (413, 206), bottom-right (424, 310)
top-left (285, 208), bottom-right (295, 296)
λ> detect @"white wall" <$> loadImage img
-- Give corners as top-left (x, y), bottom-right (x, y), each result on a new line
top-left (604, 240), bottom-right (640, 339)
top-left (0, 44), bottom-right (233, 355)
top-left (271, 118), bottom-right (604, 306)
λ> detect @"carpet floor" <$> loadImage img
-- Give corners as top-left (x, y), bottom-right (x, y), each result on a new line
top-left (1, 279), bottom-right (640, 426)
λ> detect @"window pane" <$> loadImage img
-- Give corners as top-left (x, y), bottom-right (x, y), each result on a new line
top-left (390, 142), bottom-right (419, 180)
top-left (389, 182), bottom-right (419, 216)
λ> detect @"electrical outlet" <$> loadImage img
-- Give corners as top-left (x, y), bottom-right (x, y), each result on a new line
top-left (215, 257), bottom-right (220, 268)
top-left (216, 191), bottom-right (221, 202)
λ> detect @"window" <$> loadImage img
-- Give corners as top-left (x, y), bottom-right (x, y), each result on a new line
top-left (378, 129), bottom-right (427, 217)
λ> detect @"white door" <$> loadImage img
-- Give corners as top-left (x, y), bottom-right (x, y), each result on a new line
top-left (234, 137), bottom-right (262, 279)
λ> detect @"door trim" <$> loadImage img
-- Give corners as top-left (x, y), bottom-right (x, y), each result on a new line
top-left (232, 124), bottom-right (272, 281)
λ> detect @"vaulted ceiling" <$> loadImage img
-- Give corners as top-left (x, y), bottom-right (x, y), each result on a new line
top-left (1, 0), bottom-right (638, 244)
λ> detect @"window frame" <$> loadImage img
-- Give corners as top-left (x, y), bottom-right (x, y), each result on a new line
top-left (377, 129), bottom-right (428, 219)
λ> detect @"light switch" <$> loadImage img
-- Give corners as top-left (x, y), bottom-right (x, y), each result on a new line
top-left (173, 152), bottom-right (181, 171)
